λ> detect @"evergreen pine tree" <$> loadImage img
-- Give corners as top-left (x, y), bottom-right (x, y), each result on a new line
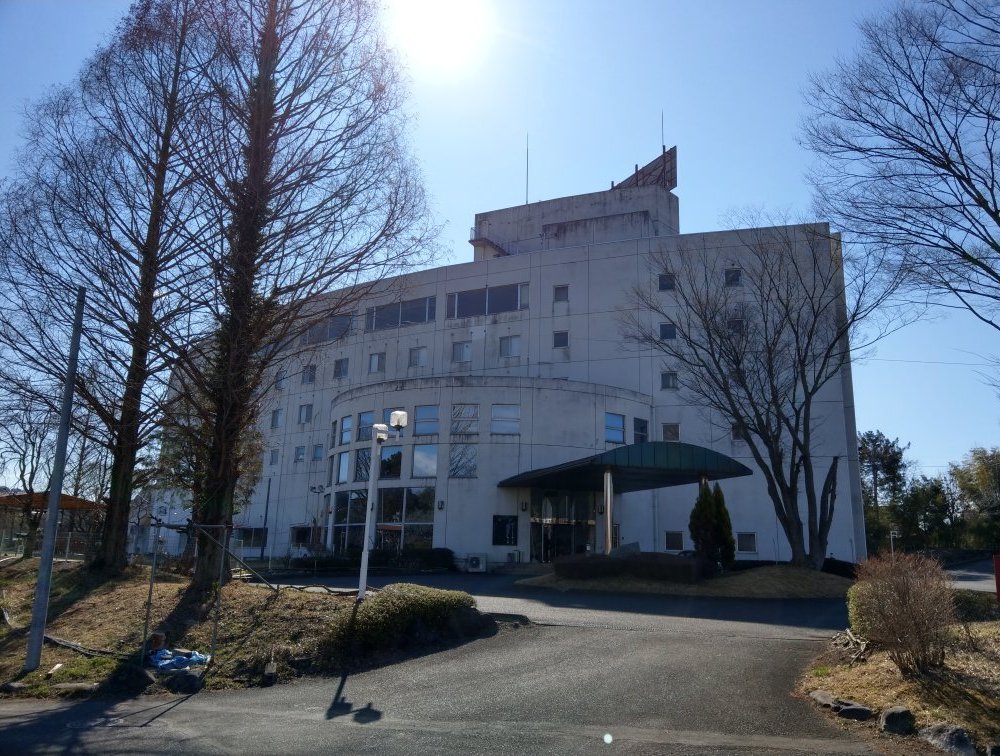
top-left (688, 480), bottom-right (716, 560)
top-left (712, 483), bottom-right (736, 566)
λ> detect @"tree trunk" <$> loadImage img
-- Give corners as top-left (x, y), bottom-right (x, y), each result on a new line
top-left (21, 511), bottom-right (41, 560)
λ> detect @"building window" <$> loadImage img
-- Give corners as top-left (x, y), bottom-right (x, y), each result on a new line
top-left (298, 403), bottom-right (313, 424)
top-left (451, 403), bottom-right (479, 434)
top-left (731, 422), bottom-right (749, 442)
top-left (553, 330), bottom-right (569, 348)
top-left (414, 405), bottom-right (439, 435)
top-left (357, 410), bottom-right (374, 442)
top-left (451, 341), bottom-right (471, 363)
top-left (294, 445), bottom-right (306, 463)
top-left (727, 318), bottom-right (745, 335)
top-left (664, 531), bottom-right (684, 551)
top-left (368, 352), bottom-right (385, 374)
top-left (409, 346), bottom-right (429, 368)
top-left (448, 444), bottom-right (478, 477)
top-left (660, 371), bottom-right (679, 390)
top-left (499, 334), bottom-right (521, 358)
top-left (365, 295), bottom-right (436, 331)
top-left (658, 272), bottom-right (676, 291)
top-left (339, 415), bottom-right (352, 445)
top-left (332, 358), bottom-right (348, 379)
top-left (491, 404), bottom-right (520, 434)
top-left (605, 412), bottom-right (625, 444)
top-left (270, 408), bottom-right (284, 429)
top-left (300, 314), bottom-right (352, 346)
top-left (446, 283), bottom-right (528, 318)
top-left (269, 448), bottom-right (279, 466)
top-left (302, 365), bottom-right (316, 384)
top-left (725, 268), bottom-right (742, 287)
top-left (634, 418), bottom-right (649, 444)
top-left (335, 452), bottom-right (349, 484)
top-left (553, 284), bottom-right (569, 303)
top-left (662, 423), bottom-right (680, 442)
top-left (736, 532), bottom-right (757, 553)
top-left (492, 515), bottom-right (518, 546)
top-left (380, 445), bottom-right (402, 478)
top-left (233, 527), bottom-right (267, 548)
top-left (275, 369), bottom-right (287, 390)
top-left (412, 444), bottom-right (437, 478)
top-left (312, 444), bottom-right (324, 461)
top-left (354, 448), bottom-right (371, 481)
top-left (659, 322), bottom-right (676, 340)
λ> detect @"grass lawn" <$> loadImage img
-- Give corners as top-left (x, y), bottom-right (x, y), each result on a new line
top-left (800, 592), bottom-right (1000, 749)
top-left (0, 558), bottom-right (485, 696)
top-left (518, 564), bottom-right (854, 599)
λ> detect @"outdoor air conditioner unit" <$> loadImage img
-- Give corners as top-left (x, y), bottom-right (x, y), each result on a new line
top-left (467, 553), bottom-right (488, 573)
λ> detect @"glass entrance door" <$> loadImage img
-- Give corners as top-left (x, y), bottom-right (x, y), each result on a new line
top-left (529, 490), bottom-right (596, 562)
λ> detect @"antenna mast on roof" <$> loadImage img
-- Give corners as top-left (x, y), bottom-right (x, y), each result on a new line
top-left (525, 133), bottom-right (529, 205)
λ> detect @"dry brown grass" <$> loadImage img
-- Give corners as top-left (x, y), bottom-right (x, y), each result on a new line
top-left (518, 564), bottom-right (853, 599)
top-left (800, 621), bottom-right (1000, 748)
top-left (0, 558), bottom-right (355, 694)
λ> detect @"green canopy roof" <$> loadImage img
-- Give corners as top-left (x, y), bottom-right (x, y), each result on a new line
top-left (497, 441), bottom-right (753, 493)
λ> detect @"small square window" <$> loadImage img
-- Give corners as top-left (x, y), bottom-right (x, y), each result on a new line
top-left (409, 346), bottom-right (429, 368)
top-left (270, 408), bottom-right (284, 429)
top-left (659, 322), bottom-right (676, 340)
top-left (368, 352), bottom-right (385, 374)
top-left (662, 423), bottom-right (680, 441)
top-left (499, 335), bottom-right (521, 358)
top-left (553, 285), bottom-right (569, 303)
top-left (269, 448), bottom-right (279, 466)
top-left (451, 341), bottom-right (471, 363)
top-left (725, 268), bottom-right (742, 287)
top-left (302, 365), bottom-right (316, 384)
top-left (553, 331), bottom-right (569, 348)
top-left (298, 404), bottom-right (313, 424)
top-left (451, 403), bottom-right (479, 434)
top-left (660, 371), bottom-right (678, 390)
top-left (490, 404), bottom-right (520, 434)
top-left (294, 446), bottom-right (306, 463)
top-left (664, 531), bottom-right (683, 551)
top-left (332, 358), bottom-right (349, 378)
top-left (275, 369), bottom-right (287, 390)
top-left (736, 532), bottom-right (757, 553)
top-left (312, 444), bottom-right (323, 461)
top-left (658, 273), bottom-right (676, 291)
top-left (448, 444), bottom-right (477, 478)
top-left (727, 318), bottom-right (745, 335)
top-left (731, 422), bottom-right (749, 442)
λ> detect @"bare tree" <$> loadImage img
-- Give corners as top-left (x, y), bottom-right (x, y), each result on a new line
top-left (166, 0), bottom-right (431, 589)
top-left (0, 396), bottom-right (58, 558)
top-left (0, 0), bottom-right (212, 573)
top-left (624, 221), bottom-right (900, 567)
top-left (804, 0), bottom-right (1000, 332)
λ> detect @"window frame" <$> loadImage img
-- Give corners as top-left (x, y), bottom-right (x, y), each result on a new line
top-left (553, 284), bottom-right (569, 303)
top-left (662, 423), bottom-right (680, 442)
top-left (658, 272), bottom-right (676, 291)
top-left (660, 371), bottom-right (679, 390)
top-left (736, 532), bottom-right (757, 553)
top-left (499, 334), bottom-right (521, 358)
top-left (553, 330), bottom-right (569, 348)
top-left (368, 352), bottom-right (385, 374)
top-left (604, 412), bottom-right (626, 444)
top-left (408, 345), bottom-right (429, 368)
top-left (724, 268), bottom-right (743, 287)
top-left (297, 403), bottom-right (313, 424)
top-left (490, 404), bottom-right (521, 435)
top-left (451, 340), bottom-right (472, 364)
top-left (302, 365), bottom-right (316, 384)
top-left (659, 322), bottom-right (677, 340)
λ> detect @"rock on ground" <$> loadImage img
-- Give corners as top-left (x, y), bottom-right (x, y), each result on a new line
top-left (879, 705), bottom-right (915, 735)
top-left (919, 723), bottom-right (976, 755)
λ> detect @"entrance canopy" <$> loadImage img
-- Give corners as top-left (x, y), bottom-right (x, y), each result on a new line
top-left (497, 441), bottom-right (752, 494)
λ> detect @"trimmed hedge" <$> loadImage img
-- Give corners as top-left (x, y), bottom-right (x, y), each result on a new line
top-left (554, 552), bottom-right (713, 583)
top-left (316, 583), bottom-right (485, 671)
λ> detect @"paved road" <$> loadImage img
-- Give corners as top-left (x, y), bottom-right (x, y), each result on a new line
top-left (949, 558), bottom-right (997, 593)
top-left (0, 573), bottom-right (870, 755)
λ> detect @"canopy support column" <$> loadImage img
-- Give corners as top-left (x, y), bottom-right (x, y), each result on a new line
top-left (603, 466), bottom-right (614, 555)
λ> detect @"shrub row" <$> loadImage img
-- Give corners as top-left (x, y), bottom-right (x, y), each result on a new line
top-left (289, 547), bottom-right (455, 573)
top-left (315, 583), bottom-right (485, 671)
top-left (554, 552), bottom-right (714, 583)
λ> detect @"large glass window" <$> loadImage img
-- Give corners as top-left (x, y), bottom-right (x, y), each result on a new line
top-left (339, 415), bottom-right (352, 445)
top-left (449, 444), bottom-right (477, 478)
top-left (605, 413), bottom-right (625, 443)
top-left (335, 452), bottom-right (349, 484)
top-left (414, 405), bottom-right (439, 435)
top-left (412, 444), bottom-right (437, 478)
top-left (406, 487), bottom-right (435, 522)
top-left (365, 296), bottom-right (436, 331)
top-left (451, 404), bottom-right (479, 434)
top-left (380, 445), bottom-right (403, 478)
top-left (354, 447), bottom-right (371, 481)
top-left (301, 314), bottom-right (352, 345)
top-left (378, 487), bottom-right (404, 523)
top-left (446, 283), bottom-right (528, 318)
top-left (491, 404), bottom-right (520, 434)
top-left (357, 410), bottom-right (374, 442)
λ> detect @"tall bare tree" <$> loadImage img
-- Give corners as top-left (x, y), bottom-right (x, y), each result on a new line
top-left (804, 0), bottom-right (1000, 332)
top-left (0, 0), bottom-right (211, 573)
top-left (167, 0), bottom-right (431, 588)
top-left (624, 221), bottom-right (900, 567)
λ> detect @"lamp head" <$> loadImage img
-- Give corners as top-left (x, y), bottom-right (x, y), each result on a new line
top-left (389, 410), bottom-right (408, 431)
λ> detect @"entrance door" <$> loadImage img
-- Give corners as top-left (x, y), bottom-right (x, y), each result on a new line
top-left (529, 490), bottom-right (596, 562)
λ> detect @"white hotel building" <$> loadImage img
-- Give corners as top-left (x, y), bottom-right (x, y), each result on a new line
top-left (229, 149), bottom-right (866, 569)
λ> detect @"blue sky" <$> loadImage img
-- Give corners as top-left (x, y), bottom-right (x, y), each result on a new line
top-left (0, 0), bottom-right (996, 477)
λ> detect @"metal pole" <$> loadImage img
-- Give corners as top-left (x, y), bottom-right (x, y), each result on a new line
top-left (603, 467), bottom-right (613, 556)
top-left (140, 521), bottom-right (162, 664)
top-left (24, 287), bottom-right (85, 672)
top-left (260, 478), bottom-right (271, 563)
top-left (357, 429), bottom-right (382, 600)
top-left (64, 528), bottom-right (71, 561)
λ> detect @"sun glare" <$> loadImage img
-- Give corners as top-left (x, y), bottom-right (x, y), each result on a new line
top-left (386, 0), bottom-right (494, 80)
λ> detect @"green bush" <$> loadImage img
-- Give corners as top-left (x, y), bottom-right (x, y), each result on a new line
top-left (316, 583), bottom-right (482, 671)
top-left (554, 554), bottom-right (628, 579)
top-left (953, 588), bottom-right (1000, 622)
top-left (848, 553), bottom-right (955, 674)
top-left (688, 481), bottom-right (735, 566)
top-left (554, 552), bottom-right (712, 583)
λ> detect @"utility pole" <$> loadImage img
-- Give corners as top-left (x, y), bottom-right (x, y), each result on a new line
top-left (24, 287), bottom-right (85, 672)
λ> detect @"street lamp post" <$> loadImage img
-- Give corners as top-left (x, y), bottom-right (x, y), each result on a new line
top-left (358, 411), bottom-right (407, 601)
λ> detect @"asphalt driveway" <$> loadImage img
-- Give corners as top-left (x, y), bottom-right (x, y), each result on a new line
top-left (949, 558), bottom-right (998, 593)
